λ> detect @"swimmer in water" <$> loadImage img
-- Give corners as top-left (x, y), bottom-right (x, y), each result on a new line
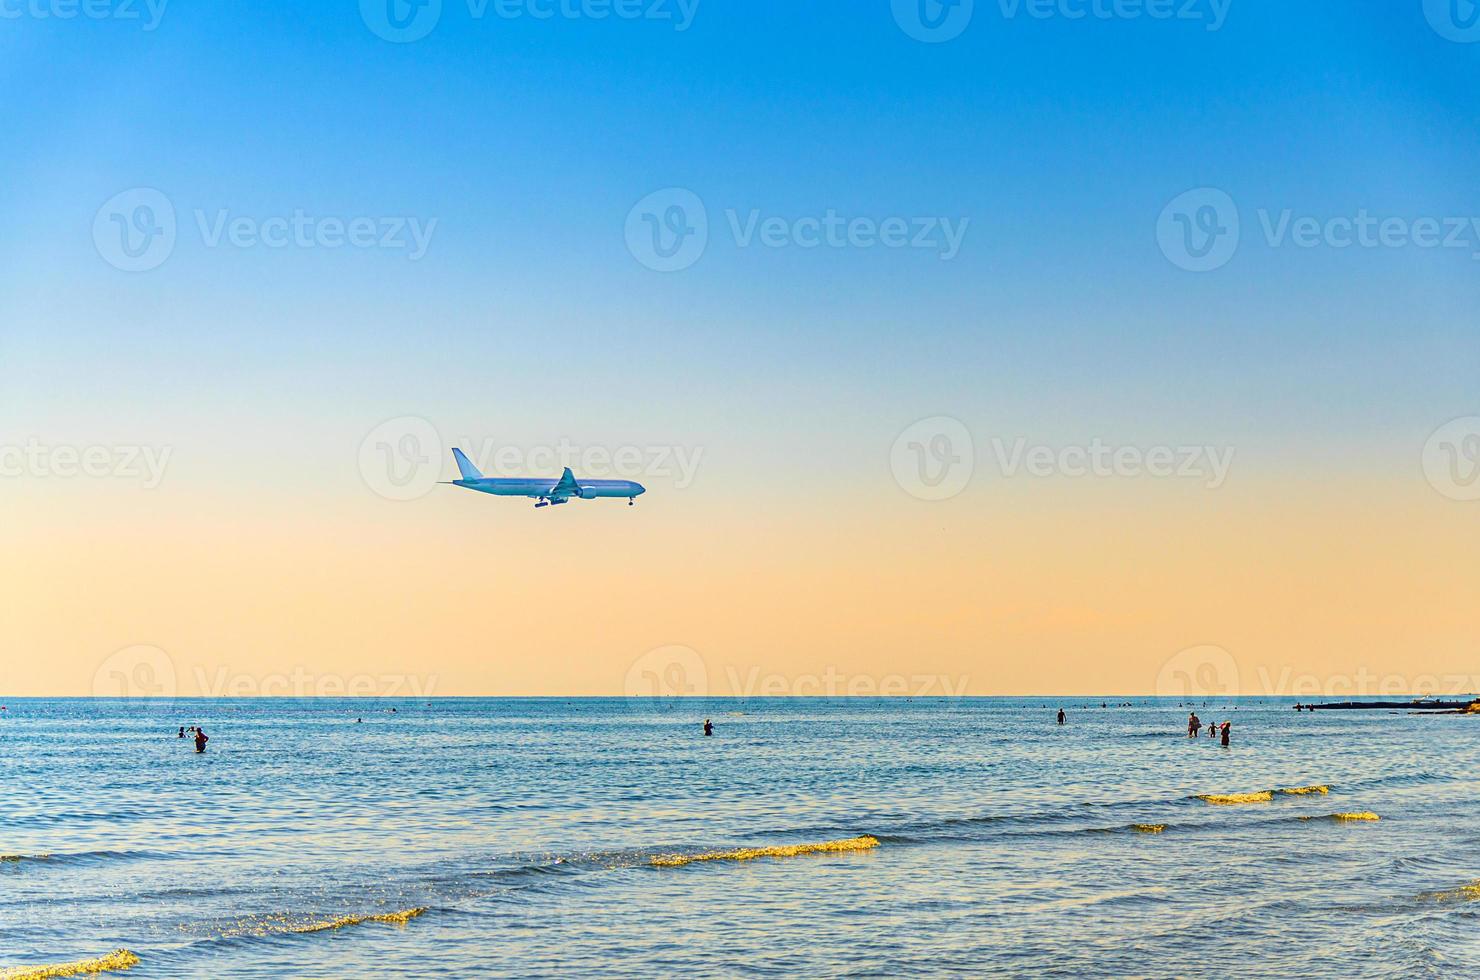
top-left (194, 727), bottom-right (209, 753)
top-left (1220, 721), bottom-right (1230, 747)
top-left (178, 726), bottom-right (185, 739)
top-left (703, 719), bottom-right (713, 737)
top-left (1057, 708), bottom-right (1066, 725)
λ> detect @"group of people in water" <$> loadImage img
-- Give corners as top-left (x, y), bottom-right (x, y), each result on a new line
top-left (1052, 708), bottom-right (1234, 746)
top-left (1186, 712), bottom-right (1231, 746)
top-left (176, 725), bottom-right (209, 753)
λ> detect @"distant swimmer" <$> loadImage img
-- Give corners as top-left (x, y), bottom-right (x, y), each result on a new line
top-left (1220, 722), bottom-right (1231, 747)
top-left (1057, 708), bottom-right (1066, 726)
top-left (703, 719), bottom-right (713, 737)
top-left (177, 726), bottom-right (185, 739)
top-left (194, 728), bottom-right (209, 753)
top-left (1188, 712), bottom-right (1200, 737)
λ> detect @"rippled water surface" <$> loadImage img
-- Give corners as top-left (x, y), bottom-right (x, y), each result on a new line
top-left (3, 697), bottom-right (1479, 977)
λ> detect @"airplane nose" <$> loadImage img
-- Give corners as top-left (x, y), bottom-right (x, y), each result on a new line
top-left (635, 484), bottom-right (647, 496)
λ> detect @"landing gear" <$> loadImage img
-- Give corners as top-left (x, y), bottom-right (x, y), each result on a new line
top-left (534, 498), bottom-right (549, 509)
top-left (628, 498), bottom-right (635, 506)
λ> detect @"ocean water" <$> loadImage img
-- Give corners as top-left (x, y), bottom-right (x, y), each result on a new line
top-left (3, 697), bottom-right (1480, 978)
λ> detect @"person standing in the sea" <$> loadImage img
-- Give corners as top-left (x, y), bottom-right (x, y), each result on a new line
top-left (702, 719), bottom-right (713, 737)
top-left (1219, 721), bottom-right (1230, 747)
top-left (1057, 708), bottom-right (1066, 726)
top-left (194, 727), bottom-right (209, 753)
top-left (1187, 712), bottom-right (1200, 737)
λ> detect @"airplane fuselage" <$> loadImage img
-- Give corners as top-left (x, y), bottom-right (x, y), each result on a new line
top-left (452, 478), bottom-right (646, 500)
top-left (445, 448), bottom-right (645, 507)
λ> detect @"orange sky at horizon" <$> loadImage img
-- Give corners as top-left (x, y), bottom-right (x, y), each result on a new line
top-left (5, 457), bottom-right (1477, 699)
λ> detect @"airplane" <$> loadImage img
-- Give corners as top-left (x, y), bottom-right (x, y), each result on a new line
top-left (443, 448), bottom-right (647, 508)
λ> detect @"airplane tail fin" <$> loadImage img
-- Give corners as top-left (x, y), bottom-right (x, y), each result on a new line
top-left (452, 448), bottom-right (483, 481)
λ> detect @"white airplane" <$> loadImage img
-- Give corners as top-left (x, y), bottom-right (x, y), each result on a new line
top-left (444, 448), bottom-right (646, 508)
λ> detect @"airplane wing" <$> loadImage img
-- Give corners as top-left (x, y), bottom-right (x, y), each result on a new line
top-left (549, 466), bottom-right (580, 501)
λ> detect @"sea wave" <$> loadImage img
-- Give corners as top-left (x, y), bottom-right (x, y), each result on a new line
top-left (1421, 881), bottom-right (1480, 902)
top-left (222, 907), bottom-right (427, 938)
top-left (1195, 792), bottom-right (1274, 805)
top-left (651, 836), bottom-right (879, 867)
top-left (291, 907), bottom-right (426, 933)
top-left (1299, 812), bottom-right (1380, 823)
top-left (0, 850), bottom-right (157, 869)
top-left (1193, 785), bottom-right (1332, 805)
top-left (0, 949), bottom-right (139, 979)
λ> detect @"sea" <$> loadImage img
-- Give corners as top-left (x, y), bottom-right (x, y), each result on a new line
top-left (3, 697), bottom-right (1479, 978)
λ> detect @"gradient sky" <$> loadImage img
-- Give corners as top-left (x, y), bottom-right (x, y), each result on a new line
top-left (3, 1), bottom-right (1479, 696)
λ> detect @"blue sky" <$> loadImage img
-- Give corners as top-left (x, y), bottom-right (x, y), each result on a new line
top-left (6, 2), bottom-right (1480, 695)
top-left (3, 1), bottom-right (1478, 481)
